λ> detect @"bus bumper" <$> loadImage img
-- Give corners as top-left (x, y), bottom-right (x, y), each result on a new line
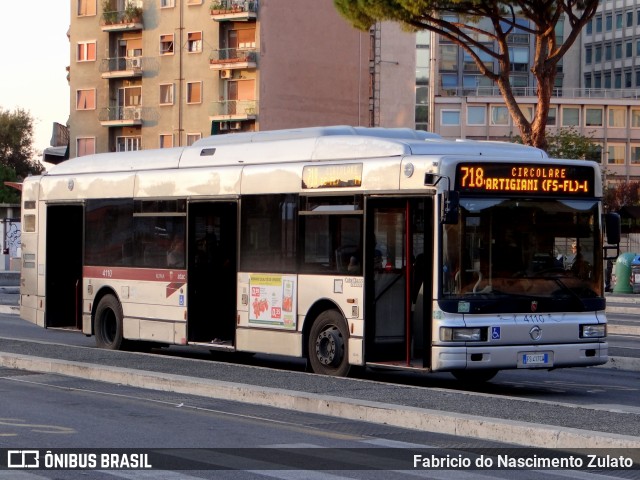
top-left (431, 342), bottom-right (608, 372)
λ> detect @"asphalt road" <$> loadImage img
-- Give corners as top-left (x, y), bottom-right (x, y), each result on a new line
top-left (0, 288), bottom-right (639, 452)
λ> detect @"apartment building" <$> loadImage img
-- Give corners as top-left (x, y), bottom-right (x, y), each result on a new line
top-left (68, 0), bottom-right (416, 157)
top-left (418, 2), bottom-right (640, 183)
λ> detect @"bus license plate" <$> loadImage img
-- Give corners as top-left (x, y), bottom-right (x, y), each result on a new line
top-left (519, 352), bottom-right (552, 367)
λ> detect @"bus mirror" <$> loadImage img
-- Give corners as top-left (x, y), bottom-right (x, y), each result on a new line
top-left (442, 191), bottom-right (459, 225)
top-left (604, 212), bottom-right (621, 245)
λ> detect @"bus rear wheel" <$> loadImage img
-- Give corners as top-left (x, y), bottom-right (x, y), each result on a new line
top-left (95, 294), bottom-right (124, 350)
top-left (451, 369), bottom-right (498, 383)
top-left (308, 310), bottom-right (350, 377)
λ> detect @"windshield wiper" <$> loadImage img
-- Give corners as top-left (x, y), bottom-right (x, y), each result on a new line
top-left (552, 277), bottom-right (587, 311)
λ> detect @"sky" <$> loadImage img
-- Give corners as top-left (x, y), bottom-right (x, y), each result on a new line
top-left (0, 1), bottom-right (70, 164)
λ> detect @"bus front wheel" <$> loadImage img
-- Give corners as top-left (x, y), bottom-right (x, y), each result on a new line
top-left (308, 310), bottom-right (350, 377)
top-left (95, 294), bottom-right (124, 350)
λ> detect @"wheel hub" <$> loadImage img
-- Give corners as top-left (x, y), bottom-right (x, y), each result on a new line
top-left (315, 327), bottom-right (343, 366)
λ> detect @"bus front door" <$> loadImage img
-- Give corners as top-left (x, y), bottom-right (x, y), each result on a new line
top-left (366, 198), bottom-right (431, 368)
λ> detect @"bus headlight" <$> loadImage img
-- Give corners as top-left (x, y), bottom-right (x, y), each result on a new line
top-left (580, 324), bottom-right (606, 338)
top-left (440, 327), bottom-right (484, 342)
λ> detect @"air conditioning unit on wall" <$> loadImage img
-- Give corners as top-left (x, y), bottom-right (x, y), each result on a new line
top-left (220, 69), bottom-right (233, 79)
top-left (130, 57), bottom-right (142, 69)
top-left (132, 108), bottom-right (142, 120)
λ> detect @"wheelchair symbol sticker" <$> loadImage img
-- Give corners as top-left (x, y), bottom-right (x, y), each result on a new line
top-left (491, 327), bottom-right (501, 340)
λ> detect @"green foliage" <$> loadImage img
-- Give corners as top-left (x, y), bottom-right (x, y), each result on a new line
top-left (0, 108), bottom-right (44, 185)
top-left (544, 127), bottom-right (600, 161)
top-left (0, 165), bottom-right (21, 204)
top-left (511, 127), bottom-right (600, 160)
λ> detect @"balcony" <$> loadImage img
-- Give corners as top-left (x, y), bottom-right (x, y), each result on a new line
top-left (209, 48), bottom-right (258, 70)
top-left (209, 100), bottom-right (257, 121)
top-left (210, 0), bottom-right (257, 21)
top-left (101, 8), bottom-right (143, 32)
top-left (99, 106), bottom-right (145, 126)
top-left (100, 57), bottom-right (144, 79)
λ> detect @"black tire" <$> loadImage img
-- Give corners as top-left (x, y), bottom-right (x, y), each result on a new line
top-left (451, 369), bottom-right (498, 383)
top-left (94, 294), bottom-right (124, 350)
top-left (308, 309), bottom-right (350, 377)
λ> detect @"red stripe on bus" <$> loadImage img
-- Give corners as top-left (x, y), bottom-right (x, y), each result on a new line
top-left (166, 282), bottom-right (186, 298)
top-left (83, 266), bottom-right (188, 283)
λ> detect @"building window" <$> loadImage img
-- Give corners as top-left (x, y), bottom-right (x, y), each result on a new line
top-left (627, 11), bottom-right (634, 27)
top-left (77, 41), bottom-right (96, 62)
top-left (160, 134), bottom-right (173, 148)
top-left (595, 45), bottom-right (602, 63)
top-left (561, 107), bottom-right (580, 127)
top-left (585, 47), bottom-right (592, 64)
top-left (77, 137), bottom-right (95, 157)
top-left (508, 47), bottom-right (529, 72)
top-left (586, 19), bottom-right (592, 35)
top-left (117, 137), bottom-right (141, 152)
top-left (605, 44), bottom-right (612, 61)
top-left (615, 71), bottom-right (622, 89)
top-left (607, 144), bottom-right (625, 164)
top-left (608, 107), bottom-right (626, 128)
top-left (631, 144), bottom-right (640, 164)
top-left (160, 0), bottom-right (175, 7)
top-left (585, 108), bottom-right (603, 127)
top-left (77, 0), bottom-right (96, 16)
top-left (186, 81), bottom-right (202, 104)
top-left (490, 106), bottom-right (509, 125)
top-left (76, 89), bottom-right (96, 110)
top-left (439, 45), bottom-right (457, 71)
top-left (615, 43), bottom-right (622, 60)
top-left (187, 31), bottom-right (202, 53)
top-left (159, 83), bottom-right (174, 105)
top-left (632, 108), bottom-right (640, 127)
top-left (521, 105), bottom-right (534, 122)
top-left (160, 34), bottom-right (174, 55)
top-left (441, 110), bottom-right (460, 126)
top-left (627, 42), bottom-right (633, 58)
top-left (186, 133), bottom-right (201, 145)
top-left (547, 107), bottom-right (557, 126)
top-left (605, 14), bottom-right (612, 31)
top-left (187, 0), bottom-right (202, 4)
top-left (616, 13), bottom-right (623, 29)
top-left (466, 106), bottom-right (486, 125)
top-left (595, 15), bottom-right (602, 33)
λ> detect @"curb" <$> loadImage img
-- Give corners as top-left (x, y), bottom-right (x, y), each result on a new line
top-left (0, 352), bottom-right (638, 450)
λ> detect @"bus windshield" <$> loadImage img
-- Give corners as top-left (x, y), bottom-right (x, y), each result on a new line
top-left (441, 198), bottom-right (603, 312)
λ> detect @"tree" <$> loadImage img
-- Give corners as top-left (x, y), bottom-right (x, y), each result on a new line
top-left (544, 127), bottom-right (600, 160)
top-left (0, 108), bottom-right (45, 182)
top-left (603, 181), bottom-right (640, 212)
top-left (334, 0), bottom-right (599, 150)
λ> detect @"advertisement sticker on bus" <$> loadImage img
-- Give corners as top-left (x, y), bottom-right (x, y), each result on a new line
top-left (249, 274), bottom-right (297, 329)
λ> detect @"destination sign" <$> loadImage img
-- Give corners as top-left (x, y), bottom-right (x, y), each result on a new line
top-left (455, 163), bottom-right (595, 196)
top-left (302, 163), bottom-right (362, 189)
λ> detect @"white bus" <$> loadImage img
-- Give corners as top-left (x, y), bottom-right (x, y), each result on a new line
top-left (19, 126), bottom-right (619, 381)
